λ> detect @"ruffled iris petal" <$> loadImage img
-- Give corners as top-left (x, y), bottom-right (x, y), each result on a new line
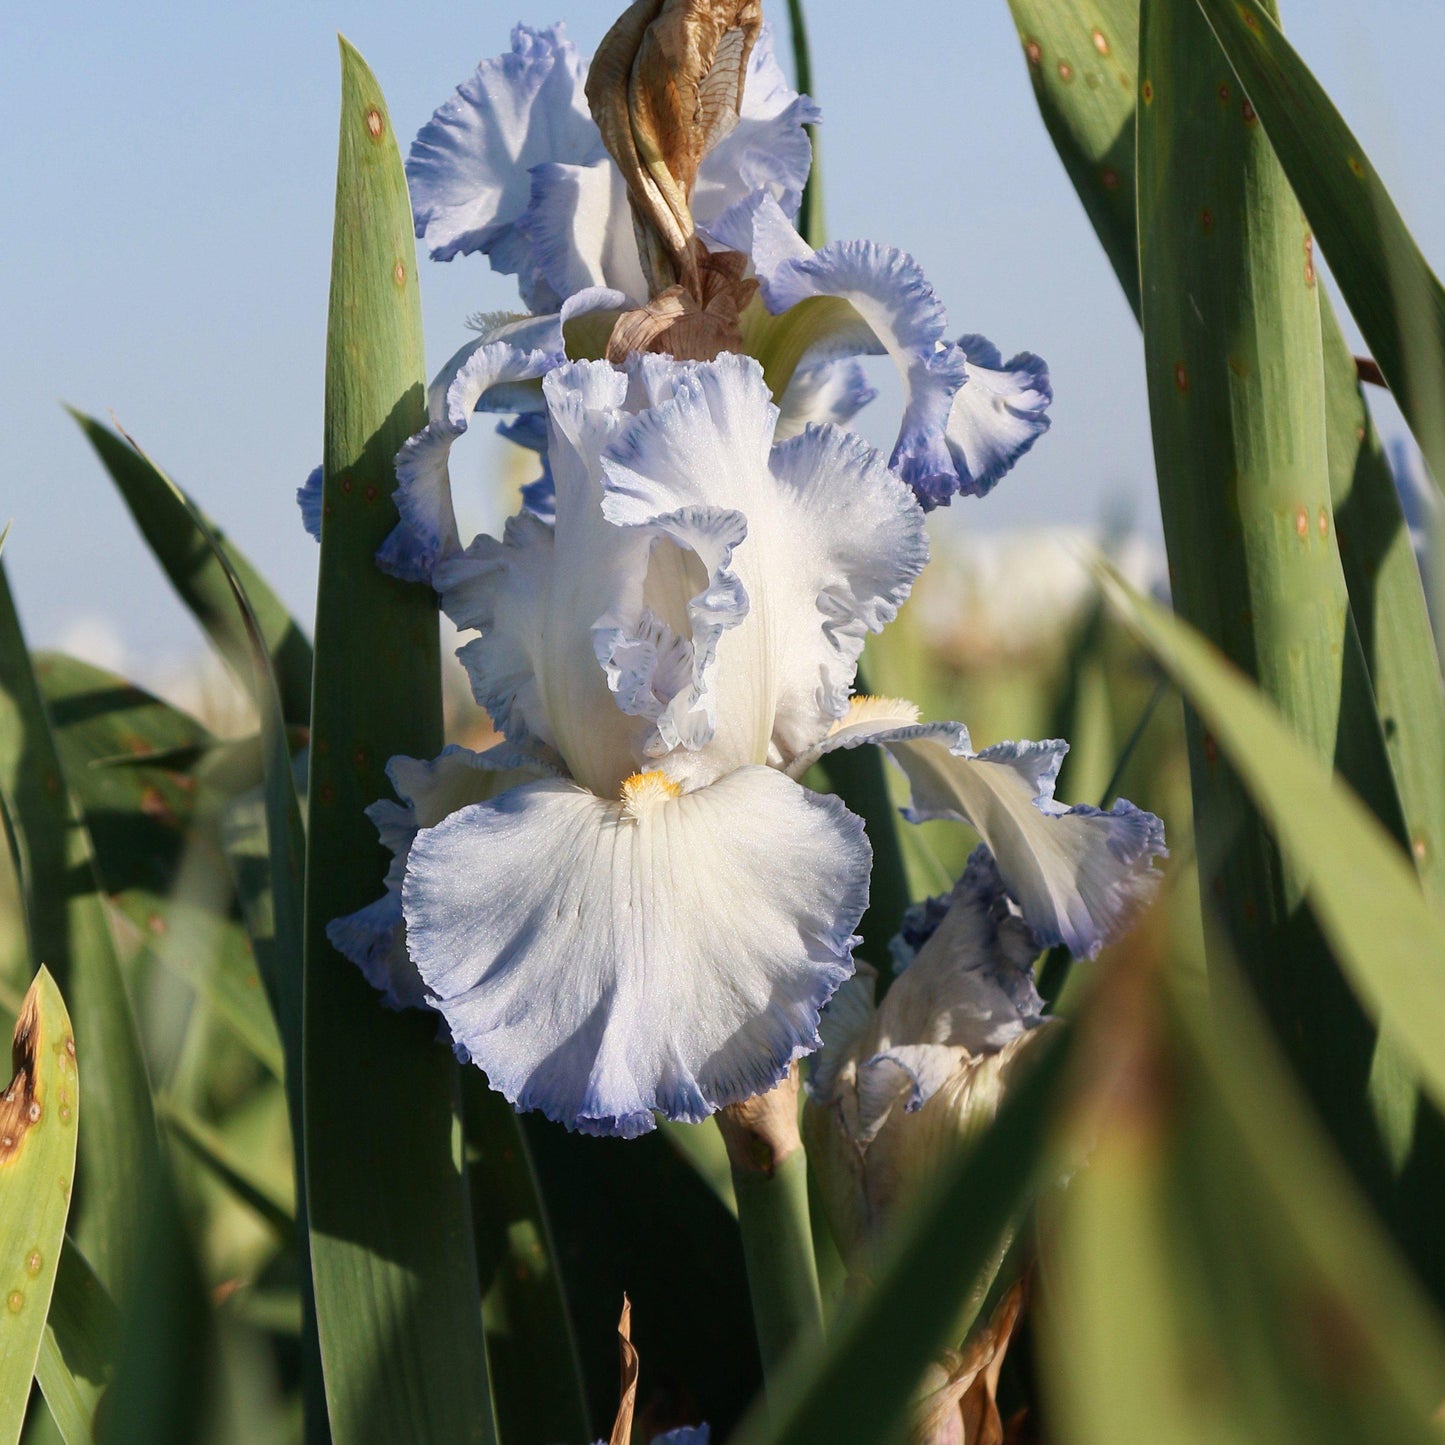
top-left (379, 337), bottom-right (561, 583)
top-left (943, 335), bottom-right (1053, 498)
top-left (797, 706), bottom-right (1165, 958)
top-left (521, 158), bottom-right (650, 304)
top-left (406, 23), bottom-right (603, 308)
top-left (725, 196), bottom-right (1050, 509)
top-left (402, 766), bottom-right (869, 1137)
top-left (600, 353), bottom-right (927, 776)
top-left (774, 357), bottom-right (877, 441)
top-left (326, 743), bottom-right (551, 1010)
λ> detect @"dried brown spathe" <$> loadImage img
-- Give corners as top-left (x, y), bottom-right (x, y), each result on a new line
top-left (587, 0), bottom-right (762, 363)
top-left (587, 0), bottom-right (761, 295)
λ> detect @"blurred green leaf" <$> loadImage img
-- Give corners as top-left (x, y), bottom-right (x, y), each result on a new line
top-left (0, 971), bottom-right (78, 1445)
top-left (100, 1177), bottom-right (212, 1445)
top-left (1044, 907), bottom-right (1445, 1444)
top-left (1004, 0), bottom-right (1140, 311)
top-left (1099, 572), bottom-right (1445, 1120)
top-left (34, 654), bottom-right (283, 1080)
top-left (0, 559), bottom-right (159, 1299)
top-left (1192, 0), bottom-right (1445, 487)
top-left (729, 1028), bottom-right (1070, 1445)
top-left (33, 1240), bottom-right (117, 1445)
top-left (158, 1097), bottom-right (294, 1235)
top-left (302, 39), bottom-right (495, 1445)
top-left (70, 413), bottom-right (313, 727)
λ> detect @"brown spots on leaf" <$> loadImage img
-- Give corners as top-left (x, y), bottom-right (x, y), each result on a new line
top-left (1204, 732), bottom-right (1219, 765)
top-left (147, 912), bottom-right (167, 937)
top-left (1241, 97), bottom-right (1258, 125)
top-left (1318, 508), bottom-right (1329, 538)
top-left (1058, 61), bottom-right (1073, 82)
top-left (1201, 208), bottom-right (1215, 233)
top-left (393, 259), bottom-right (406, 288)
top-left (1092, 28), bottom-right (1110, 55)
top-left (24, 1250), bottom-right (41, 1278)
top-left (1218, 82), bottom-right (1232, 104)
top-left (43, 772), bottom-right (61, 798)
top-left (1228, 355), bottom-right (1250, 379)
top-left (1295, 507), bottom-right (1310, 539)
top-left (1241, 5), bottom-right (1262, 32)
top-left (1025, 38), bottom-right (1042, 67)
top-left (1174, 362), bottom-right (1189, 393)
top-left (1413, 835), bottom-right (1429, 862)
top-left (1304, 232), bottom-right (1316, 286)
top-left (339, 475), bottom-right (354, 496)
top-left (1101, 167), bottom-right (1120, 191)
top-left (363, 482), bottom-right (380, 503)
top-left (352, 744), bottom-right (371, 771)
top-left (0, 990), bottom-right (42, 1167)
top-left (365, 108), bottom-right (384, 140)
top-left (1347, 155), bottom-right (1365, 178)
top-left (1142, 79), bottom-right (1154, 104)
top-left (6, 1291), bottom-right (22, 1314)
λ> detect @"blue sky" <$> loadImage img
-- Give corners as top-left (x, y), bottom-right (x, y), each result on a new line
top-left (4, 0), bottom-right (1443, 678)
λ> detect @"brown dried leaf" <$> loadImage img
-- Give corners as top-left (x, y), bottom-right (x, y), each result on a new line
top-left (609, 1294), bottom-right (640, 1445)
top-left (913, 1279), bottom-right (1028, 1445)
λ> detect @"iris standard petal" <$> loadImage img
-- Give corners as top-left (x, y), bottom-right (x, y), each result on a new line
top-left (600, 353), bottom-right (927, 775)
top-left (691, 23), bottom-right (820, 229)
top-left (407, 23), bottom-right (603, 303)
top-left (327, 743), bottom-right (552, 1010)
top-left (380, 337), bottom-right (561, 582)
top-left (402, 765), bottom-right (869, 1137)
top-left (794, 702), bottom-right (1165, 958)
top-left (521, 158), bottom-right (650, 304)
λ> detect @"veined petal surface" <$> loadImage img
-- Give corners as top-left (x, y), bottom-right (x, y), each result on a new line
top-left (327, 743), bottom-right (552, 1010)
top-left (402, 766), bottom-right (869, 1136)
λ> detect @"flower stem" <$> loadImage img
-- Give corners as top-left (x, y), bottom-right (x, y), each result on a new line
top-left (716, 1070), bottom-right (824, 1394)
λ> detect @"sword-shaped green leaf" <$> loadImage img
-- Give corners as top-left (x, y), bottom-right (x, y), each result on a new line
top-left (303, 39), bottom-right (495, 1444)
top-left (0, 557), bottom-right (158, 1299)
top-left (1005, 0), bottom-right (1141, 312)
top-left (0, 971), bottom-right (78, 1445)
top-left (1138, 0), bottom-right (1417, 1238)
top-left (1193, 0), bottom-right (1445, 488)
top-left (70, 414), bottom-right (313, 727)
top-left (33, 1238), bottom-right (118, 1445)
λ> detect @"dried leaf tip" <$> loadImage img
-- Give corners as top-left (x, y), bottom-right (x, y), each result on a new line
top-left (0, 973), bottom-right (50, 1165)
top-left (610, 1294), bottom-right (640, 1445)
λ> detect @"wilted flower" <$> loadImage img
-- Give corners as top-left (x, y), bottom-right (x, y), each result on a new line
top-left (804, 848), bottom-right (1057, 1269)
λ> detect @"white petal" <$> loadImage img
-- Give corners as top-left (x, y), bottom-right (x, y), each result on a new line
top-left (406, 24), bottom-right (603, 307)
top-left (402, 766), bottom-right (869, 1137)
top-left (600, 353), bottom-right (927, 776)
top-left (520, 158), bottom-right (650, 303)
top-left (326, 743), bottom-right (550, 1010)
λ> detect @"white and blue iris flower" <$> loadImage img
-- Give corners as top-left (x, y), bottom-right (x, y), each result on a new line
top-left (330, 351), bottom-right (1163, 1137)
